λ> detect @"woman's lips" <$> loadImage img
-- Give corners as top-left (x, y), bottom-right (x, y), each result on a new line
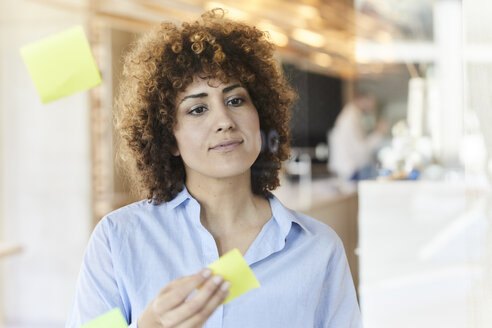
top-left (210, 140), bottom-right (243, 152)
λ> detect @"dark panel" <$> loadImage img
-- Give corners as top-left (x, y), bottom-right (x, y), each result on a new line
top-left (282, 63), bottom-right (342, 148)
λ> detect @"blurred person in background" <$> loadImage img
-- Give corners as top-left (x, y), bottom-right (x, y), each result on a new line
top-left (329, 92), bottom-right (386, 180)
top-left (66, 9), bottom-right (362, 328)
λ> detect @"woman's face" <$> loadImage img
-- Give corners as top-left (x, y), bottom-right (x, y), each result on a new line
top-left (173, 76), bottom-right (262, 181)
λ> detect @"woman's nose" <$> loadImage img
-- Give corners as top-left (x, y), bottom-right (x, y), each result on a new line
top-left (214, 105), bottom-right (236, 132)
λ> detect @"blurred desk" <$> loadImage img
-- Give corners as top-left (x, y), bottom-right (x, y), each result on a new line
top-left (273, 177), bottom-right (359, 291)
top-left (0, 243), bottom-right (22, 259)
top-left (358, 180), bottom-right (481, 328)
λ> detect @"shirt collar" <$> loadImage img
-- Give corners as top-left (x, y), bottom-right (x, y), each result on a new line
top-left (241, 194), bottom-right (309, 265)
top-left (268, 194), bottom-right (309, 236)
top-left (167, 185), bottom-right (192, 209)
top-left (167, 186), bottom-right (309, 265)
top-left (167, 186), bottom-right (309, 235)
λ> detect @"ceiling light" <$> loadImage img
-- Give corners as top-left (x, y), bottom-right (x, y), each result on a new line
top-left (292, 28), bottom-right (325, 48)
top-left (267, 30), bottom-right (289, 47)
top-left (311, 52), bottom-right (333, 67)
top-left (298, 4), bottom-right (319, 19)
top-left (257, 21), bottom-right (289, 47)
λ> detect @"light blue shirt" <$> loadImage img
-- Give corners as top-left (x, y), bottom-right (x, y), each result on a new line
top-left (67, 186), bottom-right (362, 327)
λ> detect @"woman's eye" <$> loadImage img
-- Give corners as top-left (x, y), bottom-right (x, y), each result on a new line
top-left (227, 97), bottom-right (244, 106)
top-left (188, 106), bottom-right (207, 115)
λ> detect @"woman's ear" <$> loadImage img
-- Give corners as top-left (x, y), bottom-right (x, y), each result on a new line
top-left (171, 146), bottom-right (180, 157)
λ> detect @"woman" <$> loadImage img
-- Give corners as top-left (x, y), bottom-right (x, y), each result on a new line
top-left (67, 9), bottom-right (361, 328)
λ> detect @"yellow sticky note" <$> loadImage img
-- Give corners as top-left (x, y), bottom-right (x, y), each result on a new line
top-left (208, 248), bottom-right (260, 304)
top-left (80, 308), bottom-right (127, 328)
top-left (20, 26), bottom-right (102, 104)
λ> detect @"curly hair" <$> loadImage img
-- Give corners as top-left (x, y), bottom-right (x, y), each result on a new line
top-left (115, 8), bottom-right (297, 204)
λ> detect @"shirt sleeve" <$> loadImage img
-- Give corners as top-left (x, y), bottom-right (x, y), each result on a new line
top-left (315, 237), bottom-right (363, 328)
top-left (66, 217), bottom-right (133, 327)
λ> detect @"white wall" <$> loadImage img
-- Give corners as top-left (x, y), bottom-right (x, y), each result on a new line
top-left (0, 1), bottom-right (92, 326)
top-left (462, 0), bottom-right (492, 326)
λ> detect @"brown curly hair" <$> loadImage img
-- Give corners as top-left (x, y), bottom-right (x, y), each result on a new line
top-left (115, 8), bottom-right (297, 204)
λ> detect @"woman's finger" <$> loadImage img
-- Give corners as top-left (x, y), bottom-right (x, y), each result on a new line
top-left (176, 280), bottom-right (230, 328)
top-left (159, 274), bottom-right (224, 326)
top-left (156, 269), bottom-right (212, 312)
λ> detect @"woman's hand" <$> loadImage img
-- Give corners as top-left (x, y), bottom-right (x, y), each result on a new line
top-left (137, 269), bottom-right (230, 328)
